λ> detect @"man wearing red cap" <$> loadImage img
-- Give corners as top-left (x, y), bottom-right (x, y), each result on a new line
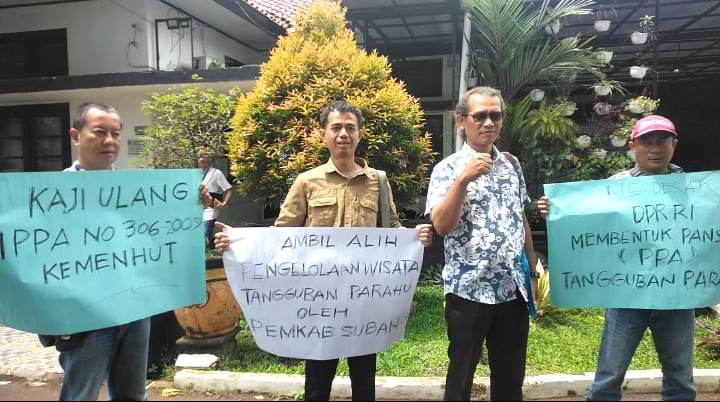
top-left (537, 115), bottom-right (696, 401)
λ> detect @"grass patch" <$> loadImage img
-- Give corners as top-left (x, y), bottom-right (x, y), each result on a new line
top-left (218, 284), bottom-right (720, 376)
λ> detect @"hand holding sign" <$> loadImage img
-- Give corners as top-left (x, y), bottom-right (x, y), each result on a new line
top-left (0, 169), bottom-right (206, 335)
top-left (544, 171), bottom-right (720, 310)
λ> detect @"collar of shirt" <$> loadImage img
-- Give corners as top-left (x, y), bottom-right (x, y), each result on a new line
top-left (628, 163), bottom-right (683, 177)
top-left (460, 142), bottom-right (501, 161)
top-left (321, 158), bottom-right (369, 178)
top-left (65, 160), bottom-right (117, 172)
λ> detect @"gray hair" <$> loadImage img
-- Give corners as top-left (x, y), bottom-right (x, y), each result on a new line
top-left (72, 102), bottom-right (121, 130)
top-left (455, 86), bottom-right (505, 140)
top-left (456, 86), bottom-right (506, 116)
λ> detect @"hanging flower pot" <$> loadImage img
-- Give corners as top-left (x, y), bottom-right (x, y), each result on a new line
top-left (611, 136), bottom-right (628, 147)
top-left (593, 102), bottom-right (612, 115)
top-left (630, 66), bottom-right (648, 79)
top-left (597, 50), bottom-right (613, 64)
top-left (576, 135), bottom-right (592, 149)
top-left (545, 20), bottom-right (561, 35)
top-left (594, 85), bottom-right (612, 96)
top-left (530, 88), bottom-right (545, 102)
top-left (560, 103), bottom-right (576, 116)
top-left (631, 31), bottom-right (649, 44)
top-left (592, 148), bottom-right (608, 158)
top-left (627, 101), bottom-right (644, 114)
top-left (594, 20), bottom-right (611, 32)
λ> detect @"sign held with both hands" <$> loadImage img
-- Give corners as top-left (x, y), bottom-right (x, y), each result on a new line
top-left (223, 227), bottom-right (425, 360)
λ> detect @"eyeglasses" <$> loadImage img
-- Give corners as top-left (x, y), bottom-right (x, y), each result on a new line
top-left (464, 111), bottom-right (503, 123)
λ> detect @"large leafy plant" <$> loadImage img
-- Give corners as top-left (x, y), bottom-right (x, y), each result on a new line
top-left (138, 77), bottom-right (238, 168)
top-left (227, 0), bottom-right (435, 209)
top-left (464, 0), bottom-right (603, 102)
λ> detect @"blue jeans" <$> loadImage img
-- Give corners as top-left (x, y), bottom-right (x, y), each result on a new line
top-left (587, 308), bottom-right (696, 401)
top-left (204, 219), bottom-right (216, 249)
top-left (59, 318), bottom-right (150, 401)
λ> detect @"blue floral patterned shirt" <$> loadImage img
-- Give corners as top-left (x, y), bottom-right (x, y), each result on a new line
top-left (425, 144), bottom-right (531, 304)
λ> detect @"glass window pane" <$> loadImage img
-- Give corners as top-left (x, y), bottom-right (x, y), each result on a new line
top-left (35, 137), bottom-right (61, 157)
top-left (0, 118), bottom-right (22, 138)
top-left (36, 157), bottom-right (62, 171)
top-left (0, 158), bottom-right (24, 172)
top-left (32, 117), bottom-right (61, 137)
top-left (0, 138), bottom-right (23, 157)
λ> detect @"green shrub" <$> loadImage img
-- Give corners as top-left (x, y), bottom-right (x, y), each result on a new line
top-left (227, 0), bottom-right (435, 209)
top-left (138, 77), bottom-right (238, 168)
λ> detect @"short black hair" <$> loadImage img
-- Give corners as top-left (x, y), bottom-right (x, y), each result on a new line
top-left (318, 100), bottom-right (363, 129)
top-left (72, 102), bottom-right (121, 130)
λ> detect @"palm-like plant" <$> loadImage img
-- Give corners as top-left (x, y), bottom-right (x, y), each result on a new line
top-left (523, 100), bottom-right (577, 142)
top-left (464, 0), bottom-right (604, 102)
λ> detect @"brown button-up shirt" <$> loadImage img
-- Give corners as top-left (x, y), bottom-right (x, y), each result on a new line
top-left (274, 158), bottom-right (401, 228)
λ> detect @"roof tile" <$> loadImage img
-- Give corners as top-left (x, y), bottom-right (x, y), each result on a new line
top-left (244, 0), bottom-right (316, 29)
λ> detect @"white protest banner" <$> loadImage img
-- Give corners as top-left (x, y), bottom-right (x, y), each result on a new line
top-left (223, 227), bottom-right (424, 360)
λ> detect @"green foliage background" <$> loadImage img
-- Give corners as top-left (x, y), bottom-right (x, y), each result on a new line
top-left (227, 0), bottom-right (435, 208)
top-left (138, 78), bottom-right (237, 168)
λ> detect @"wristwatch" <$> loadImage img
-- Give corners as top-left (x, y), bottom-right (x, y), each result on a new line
top-left (529, 271), bottom-right (541, 279)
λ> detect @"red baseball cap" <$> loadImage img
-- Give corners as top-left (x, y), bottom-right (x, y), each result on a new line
top-left (631, 115), bottom-right (677, 140)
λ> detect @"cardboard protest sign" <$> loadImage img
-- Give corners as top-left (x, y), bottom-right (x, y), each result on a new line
top-left (545, 171), bottom-right (720, 309)
top-left (223, 227), bottom-right (424, 360)
top-left (0, 169), bottom-right (206, 334)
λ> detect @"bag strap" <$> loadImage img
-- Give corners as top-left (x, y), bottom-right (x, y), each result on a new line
top-left (377, 169), bottom-right (390, 228)
top-left (503, 152), bottom-right (519, 171)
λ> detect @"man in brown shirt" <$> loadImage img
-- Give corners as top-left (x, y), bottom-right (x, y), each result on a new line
top-left (216, 100), bottom-right (432, 401)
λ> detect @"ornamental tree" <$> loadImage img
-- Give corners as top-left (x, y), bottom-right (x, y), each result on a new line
top-left (138, 77), bottom-right (238, 168)
top-left (227, 0), bottom-right (435, 209)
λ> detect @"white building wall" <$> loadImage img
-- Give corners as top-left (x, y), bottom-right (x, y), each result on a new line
top-left (0, 0), bottom-right (265, 75)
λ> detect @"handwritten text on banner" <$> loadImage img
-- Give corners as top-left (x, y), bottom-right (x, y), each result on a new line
top-left (544, 171), bottom-right (720, 309)
top-left (223, 227), bottom-right (424, 360)
top-left (0, 169), bottom-right (206, 334)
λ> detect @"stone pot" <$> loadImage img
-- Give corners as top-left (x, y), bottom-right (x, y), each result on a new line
top-left (631, 31), bottom-right (648, 44)
top-left (594, 85), bottom-right (612, 96)
top-left (174, 257), bottom-right (242, 339)
top-left (594, 20), bottom-right (611, 32)
top-left (597, 50), bottom-right (613, 64)
top-left (630, 66), bottom-right (648, 79)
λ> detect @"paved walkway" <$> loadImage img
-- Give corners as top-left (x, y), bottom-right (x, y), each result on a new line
top-left (0, 327), bottom-right (62, 381)
top-left (2, 325), bottom-right (719, 401)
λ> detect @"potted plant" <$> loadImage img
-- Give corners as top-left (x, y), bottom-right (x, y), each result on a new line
top-left (630, 65), bottom-right (648, 79)
top-left (530, 88), bottom-right (545, 102)
top-left (596, 49), bottom-right (613, 64)
top-left (174, 248), bottom-right (243, 339)
top-left (631, 15), bottom-right (655, 45)
top-left (593, 5), bottom-right (617, 32)
top-left (610, 134), bottom-right (628, 147)
top-left (556, 98), bottom-right (577, 117)
top-left (625, 96), bottom-right (661, 115)
top-left (593, 102), bottom-right (614, 116)
top-left (590, 79), bottom-right (627, 97)
top-left (545, 19), bottom-right (562, 35)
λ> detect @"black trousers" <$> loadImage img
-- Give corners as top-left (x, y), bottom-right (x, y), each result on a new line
top-left (304, 354), bottom-right (376, 401)
top-left (444, 292), bottom-right (529, 401)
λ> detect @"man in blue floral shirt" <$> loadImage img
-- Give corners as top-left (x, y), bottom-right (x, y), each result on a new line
top-left (425, 86), bottom-right (539, 401)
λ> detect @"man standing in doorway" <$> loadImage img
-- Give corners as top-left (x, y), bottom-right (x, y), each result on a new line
top-left (538, 114), bottom-right (696, 401)
top-left (425, 86), bottom-right (539, 401)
